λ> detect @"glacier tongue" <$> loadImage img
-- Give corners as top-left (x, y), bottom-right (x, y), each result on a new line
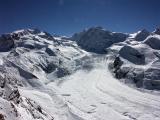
top-left (51, 55), bottom-right (160, 120)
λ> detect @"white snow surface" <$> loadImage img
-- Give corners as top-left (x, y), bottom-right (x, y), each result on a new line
top-left (47, 56), bottom-right (160, 120)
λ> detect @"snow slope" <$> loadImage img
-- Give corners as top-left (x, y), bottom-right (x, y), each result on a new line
top-left (48, 55), bottom-right (160, 120)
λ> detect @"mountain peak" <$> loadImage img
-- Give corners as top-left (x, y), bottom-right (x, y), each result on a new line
top-left (71, 26), bottom-right (127, 53)
top-left (140, 28), bottom-right (149, 33)
top-left (12, 28), bottom-right (41, 36)
top-left (154, 27), bottom-right (160, 35)
top-left (134, 29), bottom-right (150, 41)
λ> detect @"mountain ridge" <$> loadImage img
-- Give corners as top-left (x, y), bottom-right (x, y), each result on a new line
top-left (0, 26), bottom-right (160, 120)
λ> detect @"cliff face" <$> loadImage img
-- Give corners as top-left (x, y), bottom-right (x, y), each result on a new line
top-left (72, 27), bottom-right (128, 53)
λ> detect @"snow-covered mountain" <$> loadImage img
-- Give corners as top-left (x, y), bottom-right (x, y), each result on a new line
top-left (1, 27), bottom-right (160, 120)
top-left (72, 27), bottom-right (160, 90)
top-left (0, 29), bottom-right (88, 120)
top-left (71, 26), bottom-right (128, 53)
top-left (107, 31), bottom-right (160, 90)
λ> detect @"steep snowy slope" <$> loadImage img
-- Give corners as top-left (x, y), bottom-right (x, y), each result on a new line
top-left (0, 27), bottom-right (160, 120)
top-left (0, 29), bottom-right (89, 120)
top-left (52, 55), bottom-right (160, 120)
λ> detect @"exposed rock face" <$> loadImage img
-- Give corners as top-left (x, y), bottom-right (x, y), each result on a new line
top-left (112, 56), bottom-right (125, 79)
top-left (0, 34), bottom-right (14, 52)
top-left (134, 29), bottom-right (150, 41)
top-left (119, 45), bottom-right (145, 65)
top-left (144, 36), bottom-right (160, 50)
top-left (0, 113), bottom-right (5, 120)
top-left (154, 27), bottom-right (160, 35)
top-left (113, 56), bottom-right (123, 69)
top-left (72, 27), bottom-right (128, 53)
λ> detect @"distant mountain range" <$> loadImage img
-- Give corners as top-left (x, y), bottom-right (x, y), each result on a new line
top-left (0, 26), bottom-right (160, 120)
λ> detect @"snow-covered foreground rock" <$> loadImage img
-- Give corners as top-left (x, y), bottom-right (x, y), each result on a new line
top-left (1, 27), bottom-right (160, 120)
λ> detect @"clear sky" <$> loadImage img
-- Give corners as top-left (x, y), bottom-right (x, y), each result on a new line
top-left (0, 0), bottom-right (160, 36)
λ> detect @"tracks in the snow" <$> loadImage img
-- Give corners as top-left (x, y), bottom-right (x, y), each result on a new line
top-left (56, 55), bottom-right (160, 120)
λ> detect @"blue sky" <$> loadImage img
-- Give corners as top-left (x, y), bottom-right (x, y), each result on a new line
top-left (0, 0), bottom-right (160, 36)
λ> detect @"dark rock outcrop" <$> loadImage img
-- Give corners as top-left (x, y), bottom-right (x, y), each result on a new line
top-left (153, 27), bottom-right (160, 35)
top-left (0, 34), bottom-right (14, 52)
top-left (144, 36), bottom-right (160, 50)
top-left (72, 27), bottom-right (128, 53)
top-left (119, 45), bottom-right (145, 65)
top-left (134, 29), bottom-right (150, 41)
